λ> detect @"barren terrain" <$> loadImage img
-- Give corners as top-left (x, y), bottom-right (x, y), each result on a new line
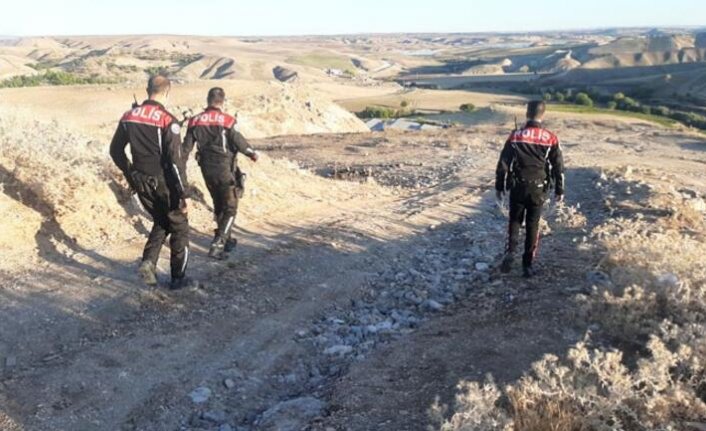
top-left (2, 93), bottom-right (706, 429)
top-left (2, 30), bottom-right (706, 431)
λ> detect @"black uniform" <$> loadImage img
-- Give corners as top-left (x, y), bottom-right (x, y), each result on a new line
top-left (495, 120), bottom-right (564, 269)
top-left (110, 100), bottom-right (190, 280)
top-left (183, 107), bottom-right (256, 250)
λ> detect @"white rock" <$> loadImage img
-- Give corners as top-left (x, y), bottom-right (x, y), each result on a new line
top-left (424, 299), bottom-right (444, 312)
top-left (657, 273), bottom-right (679, 287)
top-left (189, 386), bottom-right (212, 404)
top-left (323, 345), bottom-right (353, 356)
top-left (586, 271), bottom-right (611, 286)
top-left (374, 320), bottom-right (393, 332)
top-left (475, 262), bottom-right (490, 272)
top-left (688, 198), bottom-right (706, 213)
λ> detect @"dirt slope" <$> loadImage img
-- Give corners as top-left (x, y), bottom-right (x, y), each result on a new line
top-left (0, 55), bottom-right (37, 79)
top-left (0, 81), bottom-right (369, 139)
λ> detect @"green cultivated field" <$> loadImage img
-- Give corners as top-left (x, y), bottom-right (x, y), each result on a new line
top-left (548, 104), bottom-right (678, 128)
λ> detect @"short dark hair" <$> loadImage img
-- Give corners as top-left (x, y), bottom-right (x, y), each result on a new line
top-left (527, 100), bottom-right (546, 120)
top-left (207, 87), bottom-right (226, 106)
top-left (147, 75), bottom-right (171, 96)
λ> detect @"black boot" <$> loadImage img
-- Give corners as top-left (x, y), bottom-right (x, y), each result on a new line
top-left (224, 237), bottom-right (238, 253)
top-left (170, 276), bottom-right (199, 291)
top-left (208, 238), bottom-right (226, 260)
top-left (522, 265), bottom-right (537, 278)
top-left (500, 254), bottom-right (515, 274)
top-left (138, 260), bottom-right (158, 286)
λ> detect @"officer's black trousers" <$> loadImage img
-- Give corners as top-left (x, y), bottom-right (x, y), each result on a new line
top-left (507, 179), bottom-right (547, 268)
top-left (137, 177), bottom-right (189, 279)
top-left (202, 167), bottom-right (239, 243)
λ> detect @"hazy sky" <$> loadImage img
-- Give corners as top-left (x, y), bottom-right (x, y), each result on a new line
top-left (3, 0), bottom-right (704, 36)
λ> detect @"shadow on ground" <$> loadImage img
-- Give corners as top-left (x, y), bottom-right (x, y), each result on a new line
top-left (318, 166), bottom-right (659, 430)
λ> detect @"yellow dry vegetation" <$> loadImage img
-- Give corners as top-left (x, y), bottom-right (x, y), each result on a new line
top-left (440, 171), bottom-right (706, 430)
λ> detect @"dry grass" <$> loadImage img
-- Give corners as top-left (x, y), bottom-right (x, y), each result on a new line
top-left (441, 174), bottom-right (706, 430)
top-left (0, 411), bottom-right (22, 431)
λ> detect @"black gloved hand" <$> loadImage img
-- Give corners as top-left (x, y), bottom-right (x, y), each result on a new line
top-left (129, 169), bottom-right (158, 195)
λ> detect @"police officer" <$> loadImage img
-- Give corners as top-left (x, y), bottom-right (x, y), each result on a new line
top-left (183, 87), bottom-right (258, 259)
top-left (110, 75), bottom-right (195, 290)
top-left (495, 100), bottom-right (565, 278)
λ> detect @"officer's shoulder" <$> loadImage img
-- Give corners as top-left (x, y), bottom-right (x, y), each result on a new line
top-left (188, 111), bottom-right (206, 128)
top-left (160, 107), bottom-right (177, 123)
top-left (120, 106), bottom-right (135, 121)
top-left (157, 108), bottom-right (181, 134)
top-left (543, 127), bottom-right (560, 144)
top-left (223, 112), bottom-right (237, 129)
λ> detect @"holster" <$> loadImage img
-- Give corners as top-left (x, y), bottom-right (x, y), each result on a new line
top-left (510, 172), bottom-right (550, 193)
top-left (234, 167), bottom-right (246, 199)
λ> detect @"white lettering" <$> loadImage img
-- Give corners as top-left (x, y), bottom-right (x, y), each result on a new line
top-left (129, 106), bottom-right (162, 123)
top-left (199, 112), bottom-right (226, 124)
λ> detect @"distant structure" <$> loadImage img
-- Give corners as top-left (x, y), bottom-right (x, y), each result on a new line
top-left (326, 68), bottom-right (345, 77)
top-left (696, 32), bottom-right (706, 49)
top-left (365, 118), bottom-right (442, 132)
top-left (272, 66), bottom-right (298, 83)
top-left (400, 81), bottom-right (440, 90)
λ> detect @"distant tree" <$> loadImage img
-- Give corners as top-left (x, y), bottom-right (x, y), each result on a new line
top-left (606, 101), bottom-right (618, 110)
top-left (144, 66), bottom-right (170, 77)
top-left (613, 92), bottom-right (626, 102)
top-left (575, 92), bottom-right (594, 107)
top-left (0, 70), bottom-right (114, 88)
top-left (358, 106), bottom-right (397, 119)
top-left (619, 97), bottom-right (640, 111)
top-left (554, 92), bottom-right (566, 103)
top-left (459, 103), bottom-right (476, 113)
top-left (640, 106), bottom-right (653, 115)
top-left (653, 106), bottom-right (671, 117)
top-left (543, 92), bottom-right (553, 102)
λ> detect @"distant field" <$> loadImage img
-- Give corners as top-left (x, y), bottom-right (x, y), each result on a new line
top-left (286, 52), bottom-right (355, 71)
top-left (548, 104), bottom-right (678, 128)
top-left (337, 88), bottom-right (526, 113)
top-left (397, 73), bottom-right (545, 90)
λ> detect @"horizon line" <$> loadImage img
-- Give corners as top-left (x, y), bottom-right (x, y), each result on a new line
top-left (4, 24), bottom-right (706, 39)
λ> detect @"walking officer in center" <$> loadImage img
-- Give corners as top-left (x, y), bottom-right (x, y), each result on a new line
top-left (495, 100), bottom-right (565, 278)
